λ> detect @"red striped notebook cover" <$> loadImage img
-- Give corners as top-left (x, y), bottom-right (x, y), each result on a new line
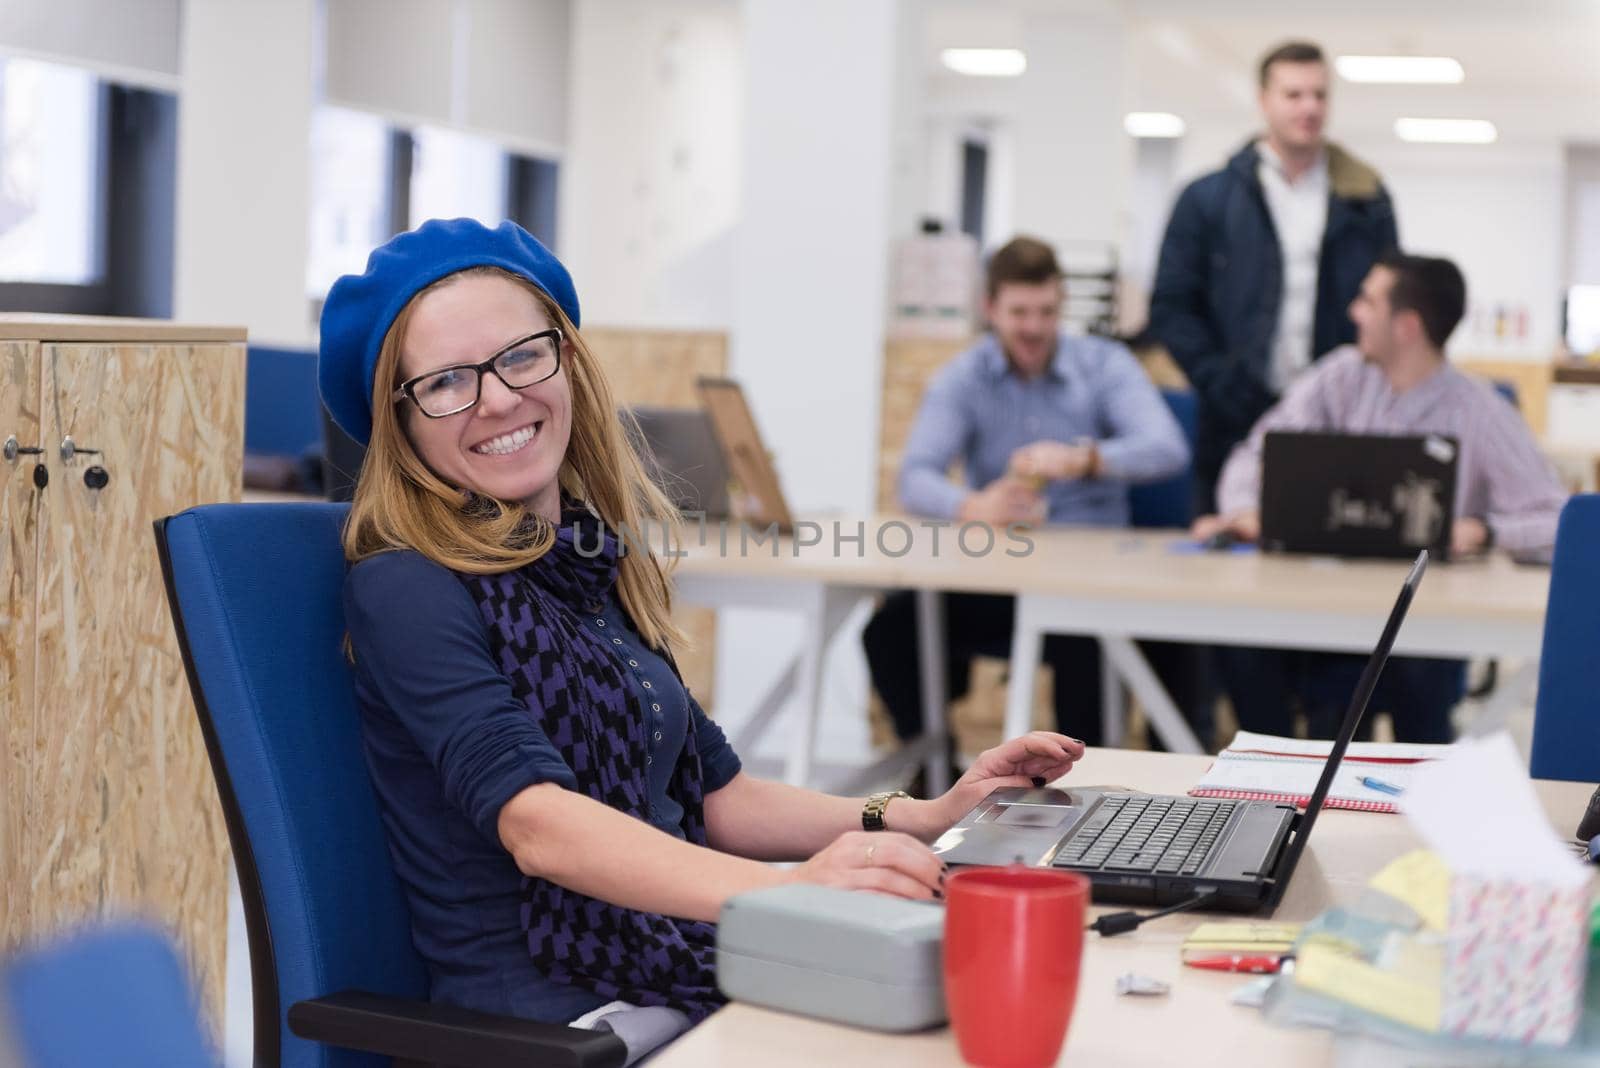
top-left (1188, 732), bottom-right (1449, 813)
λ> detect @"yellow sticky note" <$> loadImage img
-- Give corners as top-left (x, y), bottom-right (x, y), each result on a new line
top-left (1369, 849), bottom-right (1450, 932)
top-left (1295, 942), bottom-right (1442, 1033)
top-left (1184, 922), bottom-right (1302, 948)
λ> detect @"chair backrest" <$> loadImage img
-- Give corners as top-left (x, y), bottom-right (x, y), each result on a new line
top-left (1, 924), bottom-right (216, 1068)
top-left (156, 503), bottom-right (428, 1068)
top-left (1530, 494), bottom-right (1600, 782)
top-left (1128, 388), bottom-right (1198, 529)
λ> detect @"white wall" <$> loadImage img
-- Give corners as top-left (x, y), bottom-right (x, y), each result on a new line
top-left (1565, 144), bottom-right (1600, 288)
top-left (174, 0), bottom-right (316, 346)
top-left (1372, 144), bottom-right (1564, 361)
top-left (918, 7), bottom-right (1133, 257)
top-left (558, 0), bottom-right (742, 328)
top-left (0, 0), bottom-right (180, 90)
top-left (1009, 13), bottom-right (1130, 252)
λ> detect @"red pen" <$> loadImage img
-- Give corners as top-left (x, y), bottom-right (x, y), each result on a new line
top-left (1183, 954), bottom-right (1282, 974)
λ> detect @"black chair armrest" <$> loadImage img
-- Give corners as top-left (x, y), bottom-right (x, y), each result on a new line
top-left (288, 989), bottom-right (628, 1068)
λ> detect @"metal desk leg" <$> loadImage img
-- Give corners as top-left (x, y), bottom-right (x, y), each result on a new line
top-left (914, 589), bottom-right (950, 796)
top-left (1098, 635), bottom-right (1203, 754)
top-left (782, 585), bottom-right (870, 787)
top-left (1100, 648), bottom-right (1126, 748)
top-left (1004, 598), bottom-right (1044, 743)
top-left (1464, 656), bottom-right (1540, 738)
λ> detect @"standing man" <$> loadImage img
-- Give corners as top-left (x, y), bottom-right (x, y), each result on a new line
top-left (863, 236), bottom-right (1194, 758)
top-left (1149, 40), bottom-right (1398, 513)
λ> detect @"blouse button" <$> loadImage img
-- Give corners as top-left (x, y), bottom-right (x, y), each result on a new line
top-left (652, 702), bottom-right (661, 712)
top-left (612, 637), bottom-right (623, 645)
top-left (653, 730), bottom-right (663, 742)
top-left (646, 755), bottom-right (653, 765)
top-left (595, 619), bottom-right (607, 628)
top-left (629, 659), bottom-right (639, 667)
top-left (642, 680), bottom-right (653, 689)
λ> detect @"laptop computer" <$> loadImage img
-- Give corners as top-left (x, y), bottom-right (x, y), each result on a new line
top-left (1260, 431), bottom-right (1458, 561)
top-left (932, 550), bottom-right (1428, 913)
top-left (624, 406), bottom-right (733, 518)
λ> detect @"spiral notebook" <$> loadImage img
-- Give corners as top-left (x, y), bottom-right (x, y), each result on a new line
top-left (1190, 731), bottom-right (1451, 813)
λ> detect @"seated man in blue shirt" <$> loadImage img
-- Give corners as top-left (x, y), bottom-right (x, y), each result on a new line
top-left (864, 236), bottom-right (1198, 753)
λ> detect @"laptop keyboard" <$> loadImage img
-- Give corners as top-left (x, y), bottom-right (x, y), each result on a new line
top-left (1050, 795), bottom-right (1239, 876)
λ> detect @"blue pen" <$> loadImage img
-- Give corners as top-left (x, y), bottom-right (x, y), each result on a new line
top-left (1359, 775), bottom-right (1404, 796)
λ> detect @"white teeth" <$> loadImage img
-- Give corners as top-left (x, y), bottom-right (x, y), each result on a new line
top-left (472, 424), bottom-right (537, 456)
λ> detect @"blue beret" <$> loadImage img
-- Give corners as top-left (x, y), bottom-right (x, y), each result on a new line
top-left (318, 218), bottom-right (581, 445)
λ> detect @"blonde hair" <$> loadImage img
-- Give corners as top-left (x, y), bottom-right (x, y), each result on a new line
top-left (343, 266), bottom-right (686, 652)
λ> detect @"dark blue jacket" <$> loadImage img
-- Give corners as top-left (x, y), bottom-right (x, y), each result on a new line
top-left (1149, 140), bottom-right (1398, 502)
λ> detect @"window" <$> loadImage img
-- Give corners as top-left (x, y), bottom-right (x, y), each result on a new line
top-left (306, 105), bottom-right (392, 298)
top-left (507, 153), bottom-right (559, 250)
top-left (409, 125), bottom-right (506, 228)
top-left (0, 57), bottom-right (103, 285)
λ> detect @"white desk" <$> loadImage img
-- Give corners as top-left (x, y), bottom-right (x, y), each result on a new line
top-left (653, 748), bottom-right (1593, 1068)
top-left (674, 520), bottom-right (1551, 782)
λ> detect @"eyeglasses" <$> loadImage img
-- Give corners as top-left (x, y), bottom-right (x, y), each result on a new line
top-left (393, 328), bottom-right (563, 418)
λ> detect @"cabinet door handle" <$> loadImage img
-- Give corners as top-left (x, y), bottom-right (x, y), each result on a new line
top-left (4, 435), bottom-right (44, 462)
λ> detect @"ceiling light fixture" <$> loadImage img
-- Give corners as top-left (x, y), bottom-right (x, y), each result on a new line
top-left (1335, 55), bottom-right (1465, 84)
top-left (940, 48), bottom-right (1027, 77)
top-left (1123, 112), bottom-right (1186, 138)
top-left (1394, 117), bottom-right (1497, 144)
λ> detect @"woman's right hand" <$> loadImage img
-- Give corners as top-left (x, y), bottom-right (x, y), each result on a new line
top-left (787, 830), bottom-right (944, 901)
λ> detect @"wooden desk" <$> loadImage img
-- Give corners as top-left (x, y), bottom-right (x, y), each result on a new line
top-left (654, 748), bottom-right (1593, 1068)
top-left (672, 520), bottom-right (1550, 779)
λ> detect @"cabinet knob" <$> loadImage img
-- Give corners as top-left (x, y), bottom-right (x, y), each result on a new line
top-left (83, 465), bottom-right (109, 490)
top-left (4, 436), bottom-right (44, 463)
top-left (59, 436), bottom-right (101, 463)
top-left (32, 463), bottom-right (48, 490)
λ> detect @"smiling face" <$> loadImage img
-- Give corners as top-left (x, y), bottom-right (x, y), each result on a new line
top-left (985, 279), bottom-right (1062, 379)
top-left (396, 272), bottom-right (573, 520)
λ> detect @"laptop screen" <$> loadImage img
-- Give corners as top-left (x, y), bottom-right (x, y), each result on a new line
top-left (1265, 550), bottom-right (1428, 906)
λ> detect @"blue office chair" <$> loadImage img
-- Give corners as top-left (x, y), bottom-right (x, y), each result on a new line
top-left (1128, 388), bottom-right (1198, 529)
top-left (1529, 494), bottom-right (1600, 782)
top-left (154, 503), bottom-right (625, 1068)
top-left (1, 924), bottom-right (217, 1068)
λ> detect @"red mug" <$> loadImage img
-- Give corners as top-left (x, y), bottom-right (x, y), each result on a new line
top-left (943, 866), bottom-right (1089, 1068)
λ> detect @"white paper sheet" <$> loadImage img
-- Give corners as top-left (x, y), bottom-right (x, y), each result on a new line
top-left (1398, 731), bottom-right (1588, 889)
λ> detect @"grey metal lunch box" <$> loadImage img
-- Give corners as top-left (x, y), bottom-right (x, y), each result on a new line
top-left (715, 884), bottom-right (947, 1032)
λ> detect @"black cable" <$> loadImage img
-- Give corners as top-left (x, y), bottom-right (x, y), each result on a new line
top-left (1087, 890), bottom-right (1219, 937)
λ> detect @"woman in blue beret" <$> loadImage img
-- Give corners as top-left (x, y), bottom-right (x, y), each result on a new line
top-left (319, 218), bottom-right (1085, 1042)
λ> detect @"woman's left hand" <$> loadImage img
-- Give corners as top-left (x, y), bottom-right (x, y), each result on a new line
top-left (914, 732), bottom-right (1086, 839)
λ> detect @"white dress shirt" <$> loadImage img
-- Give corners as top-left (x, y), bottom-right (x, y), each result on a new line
top-left (1257, 142), bottom-right (1329, 392)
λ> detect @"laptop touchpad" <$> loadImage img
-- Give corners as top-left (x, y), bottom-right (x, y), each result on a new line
top-left (992, 804), bottom-right (1071, 829)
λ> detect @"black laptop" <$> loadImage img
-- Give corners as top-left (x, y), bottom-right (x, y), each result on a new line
top-left (624, 406), bottom-right (732, 518)
top-left (932, 551), bottom-right (1428, 912)
top-left (1260, 431), bottom-right (1458, 561)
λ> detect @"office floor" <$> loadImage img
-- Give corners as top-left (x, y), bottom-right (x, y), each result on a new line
top-left (219, 657), bottom-right (1539, 1067)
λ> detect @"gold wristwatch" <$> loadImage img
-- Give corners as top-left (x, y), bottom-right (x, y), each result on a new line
top-left (862, 790), bottom-right (911, 832)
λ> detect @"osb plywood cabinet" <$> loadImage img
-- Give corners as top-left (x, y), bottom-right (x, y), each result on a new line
top-left (0, 314), bottom-right (245, 1024)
